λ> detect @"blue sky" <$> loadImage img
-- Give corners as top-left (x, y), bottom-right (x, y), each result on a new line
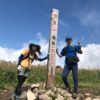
top-left (0, 0), bottom-right (100, 68)
top-left (0, 0), bottom-right (100, 49)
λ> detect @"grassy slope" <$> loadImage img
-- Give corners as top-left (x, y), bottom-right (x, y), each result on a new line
top-left (0, 65), bottom-right (100, 97)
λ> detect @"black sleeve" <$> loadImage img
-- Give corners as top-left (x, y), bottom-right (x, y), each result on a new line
top-left (17, 54), bottom-right (24, 66)
top-left (38, 56), bottom-right (48, 62)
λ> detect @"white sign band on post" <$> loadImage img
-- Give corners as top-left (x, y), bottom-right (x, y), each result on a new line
top-left (46, 9), bottom-right (59, 90)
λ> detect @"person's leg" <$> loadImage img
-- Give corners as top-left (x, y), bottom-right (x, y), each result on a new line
top-left (14, 75), bottom-right (20, 94)
top-left (72, 64), bottom-right (78, 93)
top-left (10, 76), bottom-right (20, 99)
top-left (12, 76), bottom-right (26, 100)
top-left (62, 64), bottom-right (70, 88)
top-left (15, 75), bottom-right (27, 99)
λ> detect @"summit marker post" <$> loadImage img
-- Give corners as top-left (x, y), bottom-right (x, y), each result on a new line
top-left (46, 9), bottom-right (59, 90)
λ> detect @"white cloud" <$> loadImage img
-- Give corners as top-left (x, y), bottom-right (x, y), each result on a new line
top-left (78, 44), bottom-right (100, 69)
top-left (0, 33), bottom-right (100, 68)
top-left (37, 32), bottom-right (49, 54)
top-left (59, 20), bottom-right (69, 28)
top-left (0, 47), bottom-right (24, 62)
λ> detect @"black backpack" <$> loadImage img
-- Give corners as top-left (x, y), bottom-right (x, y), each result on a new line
top-left (64, 45), bottom-right (79, 64)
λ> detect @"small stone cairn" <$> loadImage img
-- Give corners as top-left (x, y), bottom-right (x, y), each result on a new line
top-left (16, 82), bottom-right (100, 100)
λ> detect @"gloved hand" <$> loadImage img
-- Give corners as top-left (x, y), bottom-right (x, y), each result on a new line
top-left (17, 65), bottom-right (22, 72)
top-left (56, 48), bottom-right (58, 53)
top-left (47, 53), bottom-right (50, 58)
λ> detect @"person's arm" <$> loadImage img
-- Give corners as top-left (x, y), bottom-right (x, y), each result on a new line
top-left (79, 48), bottom-right (83, 54)
top-left (17, 54), bottom-right (24, 71)
top-left (38, 56), bottom-right (48, 62)
top-left (17, 54), bottom-right (24, 66)
top-left (35, 54), bottom-right (49, 62)
top-left (17, 49), bottom-right (28, 66)
top-left (78, 41), bottom-right (83, 54)
top-left (57, 51), bottom-right (62, 58)
top-left (56, 48), bottom-right (63, 58)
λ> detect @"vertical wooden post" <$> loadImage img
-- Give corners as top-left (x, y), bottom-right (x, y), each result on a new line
top-left (46, 9), bottom-right (59, 90)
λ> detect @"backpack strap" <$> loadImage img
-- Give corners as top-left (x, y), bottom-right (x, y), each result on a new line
top-left (32, 53), bottom-right (36, 62)
top-left (21, 52), bottom-right (35, 62)
top-left (72, 45), bottom-right (76, 56)
top-left (63, 46), bottom-right (67, 56)
top-left (63, 45), bottom-right (76, 56)
top-left (21, 52), bottom-right (30, 61)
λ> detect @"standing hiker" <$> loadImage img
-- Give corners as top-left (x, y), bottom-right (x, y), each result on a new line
top-left (10, 42), bottom-right (48, 100)
top-left (56, 36), bottom-right (83, 99)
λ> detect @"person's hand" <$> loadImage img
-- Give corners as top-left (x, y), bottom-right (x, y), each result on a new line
top-left (78, 41), bottom-right (81, 49)
top-left (56, 47), bottom-right (58, 53)
top-left (78, 41), bottom-right (81, 46)
top-left (47, 53), bottom-right (50, 58)
top-left (17, 65), bottom-right (22, 72)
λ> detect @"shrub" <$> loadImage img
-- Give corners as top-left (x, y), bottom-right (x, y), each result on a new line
top-left (56, 65), bottom-right (61, 69)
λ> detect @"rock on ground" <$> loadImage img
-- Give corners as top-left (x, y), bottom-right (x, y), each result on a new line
top-left (67, 97), bottom-right (75, 100)
top-left (57, 88), bottom-right (61, 93)
top-left (59, 89), bottom-right (66, 95)
top-left (33, 88), bottom-right (38, 93)
top-left (2, 82), bottom-right (99, 100)
top-left (21, 84), bottom-right (31, 93)
top-left (56, 94), bottom-right (64, 100)
top-left (39, 82), bottom-right (45, 90)
top-left (85, 97), bottom-right (92, 100)
top-left (31, 84), bottom-right (40, 89)
top-left (85, 93), bottom-right (91, 98)
top-left (27, 90), bottom-right (36, 100)
top-left (3, 90), bottom-right (7, 93)
top-left (63, 93), bottom-right (72, 98)
top-left (38, 94), bottom-right (51, 100)
top-left (38, 90), bottom-right (46, 95)
top-left (46, 90), bottom-right (52, 96)
top-left (77, 93), bottom-right (85, 100)
top-left (96, 96), bottom-right (100, 99)
top-left (19, 91), bottom-right (27, 99)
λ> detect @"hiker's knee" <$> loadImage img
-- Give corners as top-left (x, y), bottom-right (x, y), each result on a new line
top-left (62, 75), bottom-right (66, 80)
top-left (73, 76), bottom-right (78, 81)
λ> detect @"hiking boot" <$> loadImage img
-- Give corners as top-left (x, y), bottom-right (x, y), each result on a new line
top-left (15, 98), bottom-right (19, 100)
top-left (15, 95), bottom-right (20, 100)
top-left (72, 93), bottom-right (77, 99)
top-left (66, 87), bottom-right (71, 92)
top-left (10, 93), bottom-right (16, 100)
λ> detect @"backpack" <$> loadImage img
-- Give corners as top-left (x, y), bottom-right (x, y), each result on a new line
top-left (64, 45), bottom-right (79, 64)
top-left (21, 51), bottom-right (36, 62)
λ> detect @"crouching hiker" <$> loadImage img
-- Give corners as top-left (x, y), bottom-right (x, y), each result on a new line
top-left (56, 36), bottom-right (83, 99)
top-left (10, 42), bottom-right (48, 100)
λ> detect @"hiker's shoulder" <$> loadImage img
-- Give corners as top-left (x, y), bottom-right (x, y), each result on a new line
top-left (24, 48), bottom-right (29, 52)
top-left (22, 49), bottom-right (29, 54)
top-left (74, 45), bottom-right (78, 48)
top-left (71, 45), bottom-right (77, 48)
top-left (62, 47), bottom-right (66, 51)
top-left (72, 45), bottom-right (79, 51)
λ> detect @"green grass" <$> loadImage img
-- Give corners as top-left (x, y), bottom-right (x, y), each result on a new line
top-left (0, 65), bottom-right (100, 96)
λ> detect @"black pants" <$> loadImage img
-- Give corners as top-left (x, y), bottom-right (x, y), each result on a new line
top-left (14, 75), bottom-right (27, 95)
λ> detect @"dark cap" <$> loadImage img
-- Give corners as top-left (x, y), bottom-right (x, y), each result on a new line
top-left (66, 36), bottom-right (72, 41)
